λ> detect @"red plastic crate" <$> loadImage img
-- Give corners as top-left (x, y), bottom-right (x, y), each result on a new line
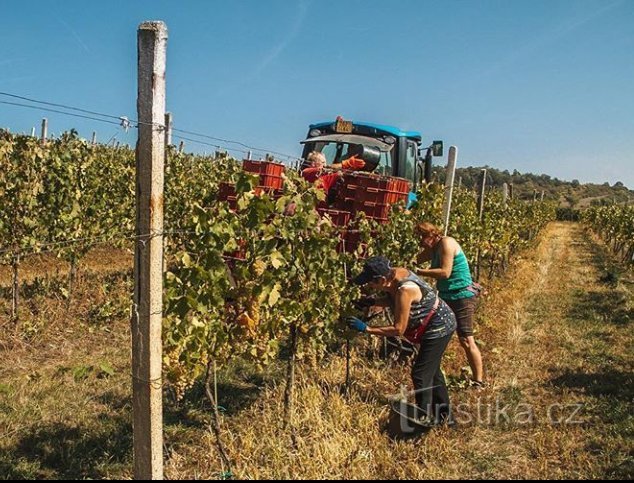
top-left (333, 197), bottom-right (355, 212)
top-left (355, 187), bottom-right (409, 205)
top-left (258, 173), bottom-right (284, 190)
top-left (354, 201), bottom-right (392, 223)
top-left (317, 208), bottom-right (351, 227)
top-left (243, 159), bottom-right (285, 176)
top-left (218, 182), bottom-right (236, 201)
top-left (337, 230), bottom-right (369, 255)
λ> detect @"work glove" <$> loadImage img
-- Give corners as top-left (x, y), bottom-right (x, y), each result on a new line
top-left (353, 296), bottom-right (376, 311)
top-left (347, 316), bottom-right (368, 333)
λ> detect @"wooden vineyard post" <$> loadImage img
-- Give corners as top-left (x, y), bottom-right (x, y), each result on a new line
top-left (475, 169), bottom-right (487, 281)
top-left (132, 20), bottom-right (167, 481)
top-left (441, 146), bottom-right (458, 236)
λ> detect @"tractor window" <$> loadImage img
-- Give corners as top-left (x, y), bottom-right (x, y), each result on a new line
top-left (403, 141), bottom-right (418, 182)
top-left (375, 151), bottom-right (393, 176)
top-left (307, 141), bottom-right (393, 174)
top-left (317, 142), bottom-right (353, 164)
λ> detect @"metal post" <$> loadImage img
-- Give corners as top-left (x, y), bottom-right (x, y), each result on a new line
top-left (441, 146), bottom-right (458, 236)
top-left (132, 20), bottom-right (167, 481)
top-left (478, 169), bottom-right (487, 222)
top-left (164, 112), bottom-right (172, 146)
top-left (41, 118), bottom-right (48, 144)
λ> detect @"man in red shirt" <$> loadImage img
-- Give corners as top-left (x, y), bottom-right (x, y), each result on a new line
top-left (301, 151), bottom-right (341, 193)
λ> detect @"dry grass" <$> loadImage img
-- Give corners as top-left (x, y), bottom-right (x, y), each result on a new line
top-left (1, 223), bottom-right (632, 480)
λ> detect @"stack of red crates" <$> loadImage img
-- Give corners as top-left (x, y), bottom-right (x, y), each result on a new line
top-left (335, 172), bottom-right (411, 224)
top-left (316, 207), bottom-right (351, 227)
top-left (243, 159), bottom-right (285, 191)
top-left (217, 159), bottom-right (286, 210)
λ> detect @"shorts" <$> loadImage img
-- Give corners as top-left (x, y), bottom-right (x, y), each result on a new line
top-left (446, 297), bottom-right (477, 338)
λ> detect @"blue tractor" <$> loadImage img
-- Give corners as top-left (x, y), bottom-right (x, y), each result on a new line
top-left (300, 117), bottom-right (443, 192)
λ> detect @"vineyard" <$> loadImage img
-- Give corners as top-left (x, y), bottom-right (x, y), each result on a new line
top-left (1, 131), bottom-right (556, 385)
top-left (584, 205), bottom-right (634, 266)
top-left (0, 128), bottom-right (632, 480)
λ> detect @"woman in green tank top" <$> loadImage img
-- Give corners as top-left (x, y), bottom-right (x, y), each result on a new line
top-left (415, 222), bottom-right (485, 389)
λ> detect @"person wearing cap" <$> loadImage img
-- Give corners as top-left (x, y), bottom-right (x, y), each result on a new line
top-left (348, 256), bottom-right (457, 426)
top-left (415, 222), bottom-right (485, 390)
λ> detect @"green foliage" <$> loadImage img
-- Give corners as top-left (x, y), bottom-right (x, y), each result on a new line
top-left (0, 130), bottom-right (557, 397)
top-left (584, 205), bottom-right (634, 265)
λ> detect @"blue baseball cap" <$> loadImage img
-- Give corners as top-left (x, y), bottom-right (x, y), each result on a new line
top-left (352, 256), bottom-right (392, 285)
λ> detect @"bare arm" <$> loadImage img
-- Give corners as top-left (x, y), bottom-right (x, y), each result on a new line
top-left (417, 238), bottom-right (456, 280)
top-left (366, 287), bottom-right (415, 338)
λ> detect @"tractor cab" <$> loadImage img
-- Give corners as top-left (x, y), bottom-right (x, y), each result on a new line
top-left (300, 117), bottom-right (443, 190)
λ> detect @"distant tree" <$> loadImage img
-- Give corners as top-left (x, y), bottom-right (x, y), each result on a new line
top-left (571, 179), bottom-right (580, 188)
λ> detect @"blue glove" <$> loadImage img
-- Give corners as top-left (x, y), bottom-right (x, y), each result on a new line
top-left (347, 316), bottom-right (368, 333)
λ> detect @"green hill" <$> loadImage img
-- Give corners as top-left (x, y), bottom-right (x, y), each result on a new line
top-left (432, 165), bottom-right (634, 208)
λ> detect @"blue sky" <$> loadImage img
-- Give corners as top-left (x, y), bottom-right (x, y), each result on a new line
top-left (1, 0), bottom-right (633, 187)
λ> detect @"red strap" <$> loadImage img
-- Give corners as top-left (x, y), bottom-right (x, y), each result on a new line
top-left (405, 297), bottom-right (440, 344)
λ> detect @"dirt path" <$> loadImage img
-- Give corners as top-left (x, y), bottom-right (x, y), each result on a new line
top-left (453, 222), bottom-right (633, 479)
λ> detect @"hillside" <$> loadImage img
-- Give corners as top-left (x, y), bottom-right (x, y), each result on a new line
top-left (432, 166), bottom-right (634, 208)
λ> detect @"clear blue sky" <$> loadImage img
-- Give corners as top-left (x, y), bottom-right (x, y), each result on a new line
top-left (1, 0), bottom-right (633, 187)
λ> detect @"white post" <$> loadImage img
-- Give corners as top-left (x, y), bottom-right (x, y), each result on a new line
top-left (502, 182), bottom-right (509, 207)
top-left (164, 112), bottom-right (172, 146)
top-left (41, 118), bottom-right (48, 144)
top-left (478, 169), bottom-right (487, 222)
top-left (178, 140), bottom-right (184, 154)
top-left (247, 150), bottom-right (252, 161)
top-left (133, 20), bottom-right (167, 481)
top-left (92, 131), bottom-right (97, 145)
top-left (30, 126), bottom-right (36, 137)
top-left (541, 190), bottom-right (545, 202)
top-left (441, 146), bottom-right (458, 236)
top-left (509, 183), bottom-right (514, 200)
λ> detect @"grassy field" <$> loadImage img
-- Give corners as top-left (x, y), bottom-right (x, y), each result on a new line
top-left (1, 222), bottom-right (632, 480)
